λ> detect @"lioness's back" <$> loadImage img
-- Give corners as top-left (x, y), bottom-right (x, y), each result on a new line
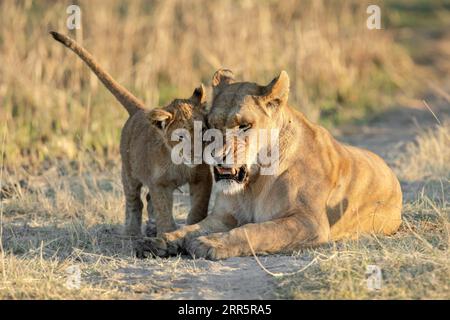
top-left (328, 144), bottom-right (402, 239)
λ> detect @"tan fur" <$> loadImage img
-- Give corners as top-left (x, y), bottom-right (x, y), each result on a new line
top-left (50, 32), bottom-right (212, 237)
top-left (137, 69), bottom-right (402, 259)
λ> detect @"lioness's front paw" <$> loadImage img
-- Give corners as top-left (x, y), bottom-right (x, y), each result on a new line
top-left (185, 235), bottom-right (231, 260)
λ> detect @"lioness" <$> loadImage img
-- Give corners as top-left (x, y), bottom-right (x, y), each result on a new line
top-left (50, 32), bottom-right (212, 237)
top-left (136, 69), bottom-right (402, 259)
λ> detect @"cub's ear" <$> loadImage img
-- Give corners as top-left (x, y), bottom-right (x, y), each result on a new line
top-left (148, 109), bottom-right (173, 130)
top-left (190, 84), bottom-right (207, 105)
top-left (212, 68), bottom-right (235, 87)
top-left (260, 70), bottom-right (290, 108)
top-left (212, 68), bottom-right (234, 99)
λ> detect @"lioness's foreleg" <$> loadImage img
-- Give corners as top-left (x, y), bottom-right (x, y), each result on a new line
top-left (135, 212), bottom-right (236, 258)
top-left (185, 215), bottom-right (330, 260)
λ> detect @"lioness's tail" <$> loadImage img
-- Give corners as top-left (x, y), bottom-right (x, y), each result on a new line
top-left (50, 31), bottom-right (145, 116)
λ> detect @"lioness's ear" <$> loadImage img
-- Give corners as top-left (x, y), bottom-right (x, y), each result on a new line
top-left (260, 70), bottom-right (290, 108)
top-left (148, 109), bottom-right (173, 131)
top-left (190, 84), bottom-right (207, 105)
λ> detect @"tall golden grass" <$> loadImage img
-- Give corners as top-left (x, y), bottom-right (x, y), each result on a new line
top-left (399, 121), bottom-right (450, 180)
top-left (0, 0), bottom-right (418, 167)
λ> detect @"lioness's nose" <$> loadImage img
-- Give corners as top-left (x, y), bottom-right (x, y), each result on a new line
top-left (211, 143), bottom-right (230, 165)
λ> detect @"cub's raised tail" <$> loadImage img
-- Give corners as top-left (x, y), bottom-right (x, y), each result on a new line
top-left (50, 31), bottom-right (145, 116)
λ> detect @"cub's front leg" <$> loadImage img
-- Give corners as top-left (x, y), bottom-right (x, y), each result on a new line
top-left (185, 214), bottom-right (330, 260)
top-left (122, 171), bottom-right (143, 237)
top-left (148, 185), bottom-right (178, 236)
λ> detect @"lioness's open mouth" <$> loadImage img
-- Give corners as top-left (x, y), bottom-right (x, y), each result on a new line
top-left (213, 165), bottom-right (248, 183)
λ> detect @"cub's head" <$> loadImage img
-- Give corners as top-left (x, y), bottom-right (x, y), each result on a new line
top-left (207, 69), bottom-right (290, 195)
top-left (148, 85), bottom-right (207, 167)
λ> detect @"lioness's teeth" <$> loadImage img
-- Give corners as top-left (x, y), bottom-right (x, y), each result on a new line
top-left (216, 167), bottom-right (237, 175)
top-left (216, 167), bottom-right (227, 174)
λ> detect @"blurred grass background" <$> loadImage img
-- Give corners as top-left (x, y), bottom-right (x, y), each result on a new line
top-left (0, 0), bottom-right (439, 168)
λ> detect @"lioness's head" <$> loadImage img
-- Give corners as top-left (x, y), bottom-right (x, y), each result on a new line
top-left (147, 85), bottom-right (207, 167)
top-left (207, 69), bottom-right (290, 195)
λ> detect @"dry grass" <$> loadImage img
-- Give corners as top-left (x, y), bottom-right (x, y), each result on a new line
top-left (398, 122), bottom-right (450, 181)
top-left (0, 156), bottom-right (197, 299)
top-left (0, 0), bottom-right (419, 167)
top-left (0, 161), bottom-right (129, 299)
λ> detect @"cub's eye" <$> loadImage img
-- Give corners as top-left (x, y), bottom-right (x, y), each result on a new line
top-left (239, 124), bottom-right (252, 132)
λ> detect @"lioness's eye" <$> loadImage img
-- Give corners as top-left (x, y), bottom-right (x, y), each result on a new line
top-left (239, 124), bottom-right (252, 131)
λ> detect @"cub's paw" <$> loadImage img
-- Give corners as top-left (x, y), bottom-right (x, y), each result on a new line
top-left (185, 235), bottom-right (231, 260)
top-left (134, 233), bottom-right (183, 259)
top-left (134, 237), bottom-right (167, 258)
top-left (122, 225), bottom-right (142, 239)
top-left (134, 237), bottom-right (179, 258)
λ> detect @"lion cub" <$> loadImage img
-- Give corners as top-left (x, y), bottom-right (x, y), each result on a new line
top-left (51, 32), bottom-right (212, 237)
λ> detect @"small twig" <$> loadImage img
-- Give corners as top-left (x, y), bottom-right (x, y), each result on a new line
top-left (422, 100), bottom-right (441, 125)
top-left (403, 217), bottom-right (435, 251)
top-left (72, 248), bottom-right (116, 261)
top-left (243, 229), bottom-right (337, 278)
top-left (243, 229), bottom-right (283, 277)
